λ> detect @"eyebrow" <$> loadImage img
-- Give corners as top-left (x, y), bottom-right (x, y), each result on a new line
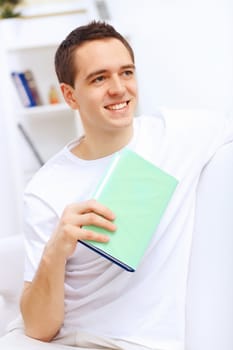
top-left (85, 64), bottom-right (136, 82)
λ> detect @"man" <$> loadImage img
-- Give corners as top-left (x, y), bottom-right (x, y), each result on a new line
top-left (1, 20), bottom-right (233, 350)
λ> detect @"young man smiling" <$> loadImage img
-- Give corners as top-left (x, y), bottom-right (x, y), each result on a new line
top-left (60, 37), bottom-right (137, 159)
top-left (1, 21), bottom-right (233, 350)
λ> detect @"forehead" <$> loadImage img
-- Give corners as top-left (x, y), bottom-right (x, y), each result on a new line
top-left (74, 38), bottom-right (133, 75)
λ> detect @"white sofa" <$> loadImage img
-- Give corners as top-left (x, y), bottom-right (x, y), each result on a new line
top-left (0, 233), bottom-right (24, 336)
top-left (0, 142), bottom-right (233, 349)
top-left (186, 141), bottom-right (233, 350)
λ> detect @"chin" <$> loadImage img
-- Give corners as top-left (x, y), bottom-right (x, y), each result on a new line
top-left (111, 114), bottom-right (134, 128)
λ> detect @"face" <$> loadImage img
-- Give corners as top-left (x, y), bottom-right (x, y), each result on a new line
top-left (61, 38), bottom-right (138, 137)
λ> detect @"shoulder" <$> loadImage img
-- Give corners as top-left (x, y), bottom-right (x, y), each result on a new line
top-left (134, 108), bottom-right (225, 140)
top-left (159, 107), bottom-right (229, 133)
top-left (133, 112), bottom-right (165, 138)
top-left (162, 107), bottom-right (233, 146)
top-left (134, 112), bottom-right (165, 127)
top-left (134, 108), bottom-right (225, 130)
top-left (134, 108), bottom-right (232, 166)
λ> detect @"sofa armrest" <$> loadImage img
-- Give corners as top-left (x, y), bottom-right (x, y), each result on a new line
top-left (0, 234), bottom-right (24, 335)
top-left (186, 142), bottom-right (233, 350)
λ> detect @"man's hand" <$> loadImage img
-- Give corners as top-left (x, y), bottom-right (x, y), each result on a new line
top-left (45, 199), bottom-right (116, 260)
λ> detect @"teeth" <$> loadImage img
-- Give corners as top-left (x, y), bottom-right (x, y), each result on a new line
top-left (107, 102), bottom-right (127, 110)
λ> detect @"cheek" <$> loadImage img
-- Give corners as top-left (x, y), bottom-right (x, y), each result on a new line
top-left (78, 92), bottom-right (101, 114)
top-left (86, 90), bottom-right (105, 107)
top-left (128, 80), bottom-right (138, 96)
top-left (76, 85), bottom-right (107, 113)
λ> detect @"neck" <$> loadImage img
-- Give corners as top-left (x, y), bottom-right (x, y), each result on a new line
top-left (72, 125), bottom-right (134, 160)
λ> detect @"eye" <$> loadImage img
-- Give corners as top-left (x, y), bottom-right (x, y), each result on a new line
top-left (92, 75), bottom-right (105, 84)
top-left (122, 70), bottom-right (134, 78)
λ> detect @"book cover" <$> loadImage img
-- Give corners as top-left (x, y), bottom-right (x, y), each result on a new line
top-left (11, 71), bottom-right (37, 107)
top-left (80, 149), bottom-right (178, 272)
top-left (11, 72), bottom-right (31, 107)
top-left (24, 70), bottom-right (42, 106)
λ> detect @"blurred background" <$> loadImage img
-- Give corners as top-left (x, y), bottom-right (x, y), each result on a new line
top-left (0, 0), bottom-right (232, 239)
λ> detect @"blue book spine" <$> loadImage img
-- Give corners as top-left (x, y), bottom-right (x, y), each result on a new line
top-left (11, 72), bottom-right (30, 107)
top-left (11, 71), bottom-right (37, 107)
top-left (18, 72), bottom-right (37, 107)
top-left (24, 70), bottom-right (42, 106)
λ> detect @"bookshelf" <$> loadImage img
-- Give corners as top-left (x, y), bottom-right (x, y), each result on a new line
top-left (0, 2), bottom-right (99, 234)
top-left (0, 8), bottom-right (95, 181)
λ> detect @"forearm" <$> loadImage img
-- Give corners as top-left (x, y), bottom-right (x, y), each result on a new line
top-left (20, 246), bottom-right (66, 342)
top-left (20, 200), bottom-right (116, 341)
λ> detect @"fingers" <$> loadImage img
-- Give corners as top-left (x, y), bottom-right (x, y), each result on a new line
top-left (68, 211), bottom-right (116, 231)
top-left (65, 225), bottom-right (110, 243)
top-left (60, 199), bottom-right (116, 240)
top-left (69, 199), bottom-right (116, 221)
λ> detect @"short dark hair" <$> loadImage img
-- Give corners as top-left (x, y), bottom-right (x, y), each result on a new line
top-left (54, 20), bottom-right (135, 87)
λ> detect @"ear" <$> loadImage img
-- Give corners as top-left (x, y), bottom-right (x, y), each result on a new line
top-left (60, 83), bottom-right (79, 110)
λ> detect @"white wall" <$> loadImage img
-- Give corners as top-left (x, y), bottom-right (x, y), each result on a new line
top-left (107, 0), bottom-right (233, 116)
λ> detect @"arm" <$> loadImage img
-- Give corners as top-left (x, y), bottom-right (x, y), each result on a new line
top-left (20, 199), bottom-right (116, 342)
top-left (186, 142), bottom-right (233, 349)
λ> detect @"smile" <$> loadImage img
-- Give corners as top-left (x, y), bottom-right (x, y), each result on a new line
top-left (105, 101), bottom-right (129, 110)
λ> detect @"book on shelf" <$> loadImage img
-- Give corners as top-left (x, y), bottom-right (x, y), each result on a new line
top-left (24, 70), bottom-right (42, 106)
top-left (80, 149), bottom-right (178, 272)
top-left (11, 70), bottom-right (42, 108)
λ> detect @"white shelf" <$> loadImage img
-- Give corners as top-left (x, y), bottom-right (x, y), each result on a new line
top-left (18, 103), bottom-right (71, 117)
top-left (6, 41), bottom-right (59, 52)
top-left (2, 8), bottom-right (90, 52)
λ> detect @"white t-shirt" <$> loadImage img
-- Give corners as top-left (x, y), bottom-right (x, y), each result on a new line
top-left (23, 108), bottom-right (233, 350)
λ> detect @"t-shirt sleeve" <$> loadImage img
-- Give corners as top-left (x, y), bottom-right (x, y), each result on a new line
top-left (23, 192), bottom-right (58, 282)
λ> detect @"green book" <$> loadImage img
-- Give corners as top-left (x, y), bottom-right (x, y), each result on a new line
top-left (80, 149), bottom-right (178, 272)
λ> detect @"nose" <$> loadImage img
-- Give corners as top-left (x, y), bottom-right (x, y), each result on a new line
top-left (108, 75), bottom-right (126, 96)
